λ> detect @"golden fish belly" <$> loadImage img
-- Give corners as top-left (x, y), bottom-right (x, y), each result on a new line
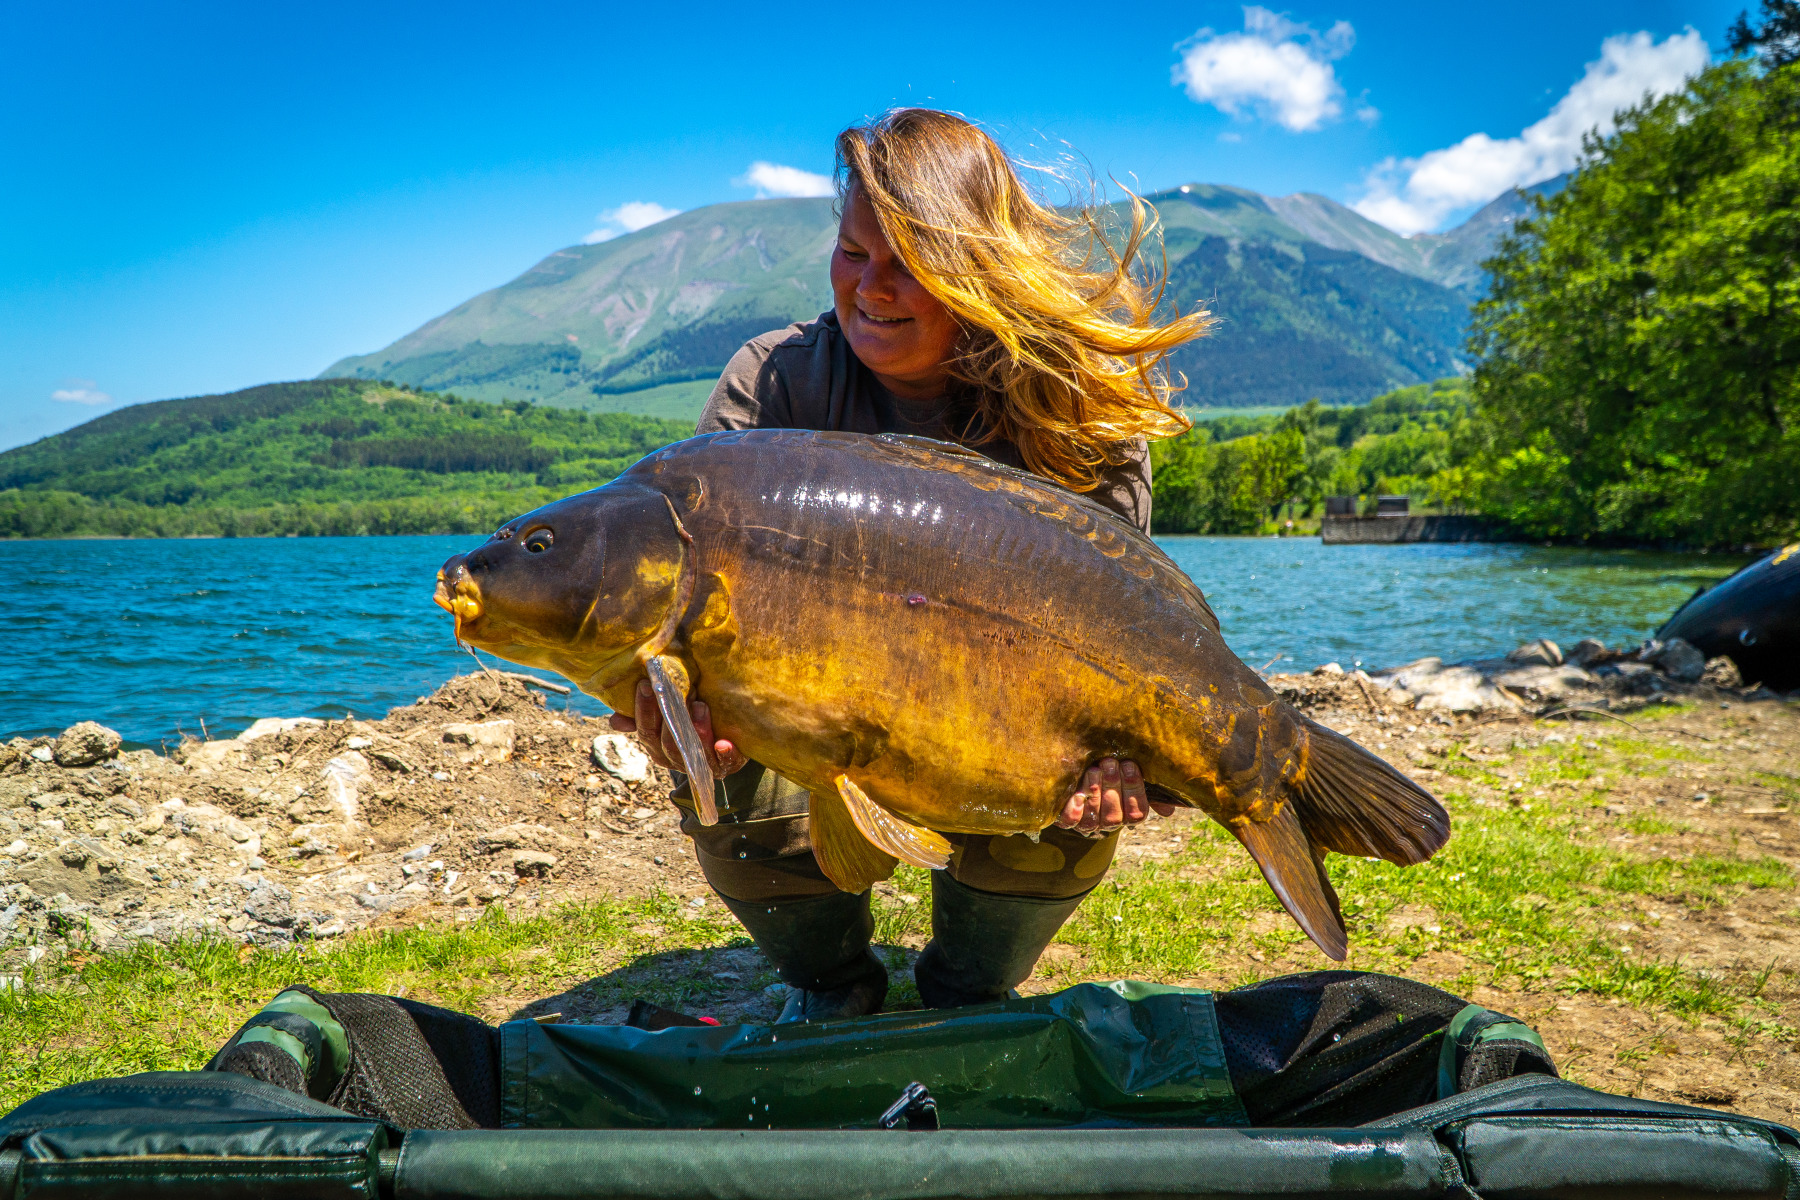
top-left (685, 546), bottom-right (1217, 836)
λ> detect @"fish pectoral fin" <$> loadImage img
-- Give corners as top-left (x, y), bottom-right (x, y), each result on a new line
top-left (644, 655), bottom-right (717, 825)
top-left (834, 775), bottom-right (952, 871)
top-left (809, 781), bottom-right (899, 894)
top-left (1231, 803), bottom-right (1347, 961)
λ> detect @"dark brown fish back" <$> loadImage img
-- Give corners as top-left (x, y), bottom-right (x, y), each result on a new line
top-left (630, 429), bottom-right (1234, 691)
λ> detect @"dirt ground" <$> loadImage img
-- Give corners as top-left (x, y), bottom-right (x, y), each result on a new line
top-left (4, 663), bottom-right (1798, 1123)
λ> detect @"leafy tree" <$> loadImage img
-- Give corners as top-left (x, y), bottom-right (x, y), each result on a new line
top-left (1730, 0), bottom-right (1800, 68)
top-left (1468, 59), bottom-right (1800, 547)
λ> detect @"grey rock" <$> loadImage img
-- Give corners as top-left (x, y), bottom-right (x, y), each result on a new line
top-left (1566, 638), bottom-right (1608, 667)
top-left (1507, 639), bottom-right (1564, 667)
top-left (52, 723), bottom-right (122, 768)
top-left (1644, 637), bottom-right (1706, 683)
top-left (512, 850), bottom-right (557, 877)
top-left (242, 881), bottom-right (295, 927)
top-left (1701, 656), bottom-right (1743, 688)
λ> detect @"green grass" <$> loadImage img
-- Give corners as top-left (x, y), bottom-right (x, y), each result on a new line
top-left (0, 894), bottom-right (743, 1112)
top-left (549, 378), bottom-right (717, 422)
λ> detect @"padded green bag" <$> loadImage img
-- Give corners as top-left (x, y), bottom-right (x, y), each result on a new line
top-left (6, 973), bottom-right (1798, 1199)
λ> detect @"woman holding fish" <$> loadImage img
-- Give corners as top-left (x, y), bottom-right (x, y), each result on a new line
top-left (440, 110), bottom-right (1445, 1022)
top-left (612, 109), bottom-right (1217, 1021)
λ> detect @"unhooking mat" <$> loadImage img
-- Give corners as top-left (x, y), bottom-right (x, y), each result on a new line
top-left (3, 970), bottom-right (1797, 1199)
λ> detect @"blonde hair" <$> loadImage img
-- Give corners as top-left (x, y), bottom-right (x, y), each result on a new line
top-left (835, 108), bottom-right (1211, 492)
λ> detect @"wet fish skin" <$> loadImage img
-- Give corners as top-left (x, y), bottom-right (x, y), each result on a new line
top-left (436, 429), bottom-right (1450, 958)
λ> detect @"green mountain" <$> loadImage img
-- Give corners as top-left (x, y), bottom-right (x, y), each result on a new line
top-left (0, 380), bottom-right (689, 538)
top-left (324, 183), bottom-right (1560, 417)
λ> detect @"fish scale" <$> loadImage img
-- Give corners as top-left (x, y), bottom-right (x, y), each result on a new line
top-left (434, 429), bottom-right (1450, 959)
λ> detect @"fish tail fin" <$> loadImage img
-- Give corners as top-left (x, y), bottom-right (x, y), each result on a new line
top-left (1230, 804), bottom-right (1346, 961)
top-left (1291, 713), bottom-right (1451, 867)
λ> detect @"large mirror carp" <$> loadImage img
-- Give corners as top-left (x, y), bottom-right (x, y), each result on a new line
top-left (434, 429), bottom-right (1449, 958)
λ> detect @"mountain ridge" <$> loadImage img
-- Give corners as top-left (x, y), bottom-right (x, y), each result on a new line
top-left (325, 180), bottom-right (1564, 415)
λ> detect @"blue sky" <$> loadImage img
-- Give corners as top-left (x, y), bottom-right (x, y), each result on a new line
top-left (0, 0), bottom-right (1746, 449)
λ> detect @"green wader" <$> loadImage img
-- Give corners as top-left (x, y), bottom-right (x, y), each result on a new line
top-left (672, 762), bottom-right (1116, 1021)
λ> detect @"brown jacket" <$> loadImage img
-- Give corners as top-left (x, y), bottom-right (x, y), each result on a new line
top-left (697, 311), bottom-right (1153, 532)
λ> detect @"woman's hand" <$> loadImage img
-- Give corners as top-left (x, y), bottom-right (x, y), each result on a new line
top-left (608, 680), bottom-right (749, 777)
top-left (1055, 758), bottom-right (1175, 835)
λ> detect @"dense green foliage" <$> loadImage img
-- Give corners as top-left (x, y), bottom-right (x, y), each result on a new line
top-left (1466, 59), bottom-right (1800, 548)
top-left (0, 381), bottom-right (690, 539)
top-left (1150, 378), bottom-right (1472, 534)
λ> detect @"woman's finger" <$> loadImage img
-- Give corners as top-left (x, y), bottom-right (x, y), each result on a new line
top-left (1149, 800), bottom-right (1178, 817)
top-left (1056, 770), bottom-right (1092, 828)
top-left (1096, 758), bottom-right (1125, 829)
top-left (714, 738), bottom-right (749, 775)
top-left (1078, 764), bottom-right (1106, 834)
top-left (687, 701), bottom-right (749, 775)
top-left (632, 681), bottom-right (674, 771)
top-left (607, 714), bottom-right (636, 734)
top-left (1119, 760), bottom-right (1149, 824)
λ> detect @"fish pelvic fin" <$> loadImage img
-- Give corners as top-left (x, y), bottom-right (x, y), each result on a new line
top-left (1291, 713), bottom-right (1450, 867)
top-left (644, 654), bottom-right (717, 825)
top-left (834, 775), bottom-right (952, 871)
top-left (809, 779), bottom-right (899, 893)
top-left (1230, 803), bottom-right (1347, 961)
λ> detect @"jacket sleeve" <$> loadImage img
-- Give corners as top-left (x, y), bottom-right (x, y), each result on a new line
top-left (697, 339), bottom-right (795, 434)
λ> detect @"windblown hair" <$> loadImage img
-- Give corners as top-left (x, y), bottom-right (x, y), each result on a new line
top-left (835, 108), bottom-right (1212, 491)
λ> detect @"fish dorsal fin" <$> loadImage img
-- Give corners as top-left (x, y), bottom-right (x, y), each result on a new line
top-left (1230, 802), bottom-right (1347, 961)
top-left (834, 775), bottom-right (952, 871)
top-left (644, 654), bottom-right (718, 825)
top-left (809, 780), bottom-right (899, 893)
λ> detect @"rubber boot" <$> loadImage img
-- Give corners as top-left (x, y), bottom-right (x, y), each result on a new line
top-left (914, 873), bottom-right (1091, 1009)
top-left (718, 889), bottom-right (888, 1023)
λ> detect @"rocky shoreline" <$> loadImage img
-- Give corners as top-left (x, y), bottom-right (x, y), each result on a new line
top-left (0, 674), bottom-right (690, 977)
top-left (0, 639), bottom-right (1791, 980)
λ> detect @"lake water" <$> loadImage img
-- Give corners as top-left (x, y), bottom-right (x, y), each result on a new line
top-left (2, 535), bottom-right (1740, 748)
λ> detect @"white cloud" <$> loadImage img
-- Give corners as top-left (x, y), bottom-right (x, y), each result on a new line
top-left (735, 161), bottom-right (835, 198)
top-left (51, 379), bottom-right (112, 405)
top-left (1353, 29), bottom-right (1710, 234)
top-left (581, 200), bottom-right (681, 244)
top-left (1172, 6), bottom-right (1357, 133)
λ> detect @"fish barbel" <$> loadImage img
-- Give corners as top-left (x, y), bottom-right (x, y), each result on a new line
top-left (434, 429), bottom-right (1449, 958)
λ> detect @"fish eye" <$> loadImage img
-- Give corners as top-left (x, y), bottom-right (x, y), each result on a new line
top-left (524, 528), bottom-right (554, 554)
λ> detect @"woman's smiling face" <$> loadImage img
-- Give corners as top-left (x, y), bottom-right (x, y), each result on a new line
top-left (830, 182), bottom-right (963, 399)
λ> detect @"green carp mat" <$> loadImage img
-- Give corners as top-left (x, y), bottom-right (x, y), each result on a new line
top-left (2, 972), bottom-right (1796, 1199)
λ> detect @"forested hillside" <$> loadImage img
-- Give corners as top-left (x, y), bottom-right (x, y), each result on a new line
top-left (1151, 378), bottom-right (1471, 534)
top-left (0, 380), bottom-right (689, 538)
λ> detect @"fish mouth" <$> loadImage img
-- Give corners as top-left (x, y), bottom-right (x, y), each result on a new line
top-left (434, 566), bottom-right (484, 634)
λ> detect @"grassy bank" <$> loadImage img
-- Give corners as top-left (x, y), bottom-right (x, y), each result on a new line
top-left (4, 701), bottom-right (1796, 1116)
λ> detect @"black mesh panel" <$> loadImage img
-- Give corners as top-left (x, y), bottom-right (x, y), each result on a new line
top-left (1215, 971), bottom-right (1554, 1126)
top-left (294, 986), bottom-right (501, 1130)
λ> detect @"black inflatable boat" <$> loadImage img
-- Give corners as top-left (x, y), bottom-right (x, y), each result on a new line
top-left (1659, 542), bottom-right (1800, 691)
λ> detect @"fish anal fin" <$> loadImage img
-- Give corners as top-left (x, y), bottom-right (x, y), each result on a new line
top-left (1232, 803), bottom-right (1348, 961)
top-left (809, 781), bottom-right (899, 893)
top-left (644, 655), bottom-right (717, 825)
top-left (835, 776), bottom-right (952, 871)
